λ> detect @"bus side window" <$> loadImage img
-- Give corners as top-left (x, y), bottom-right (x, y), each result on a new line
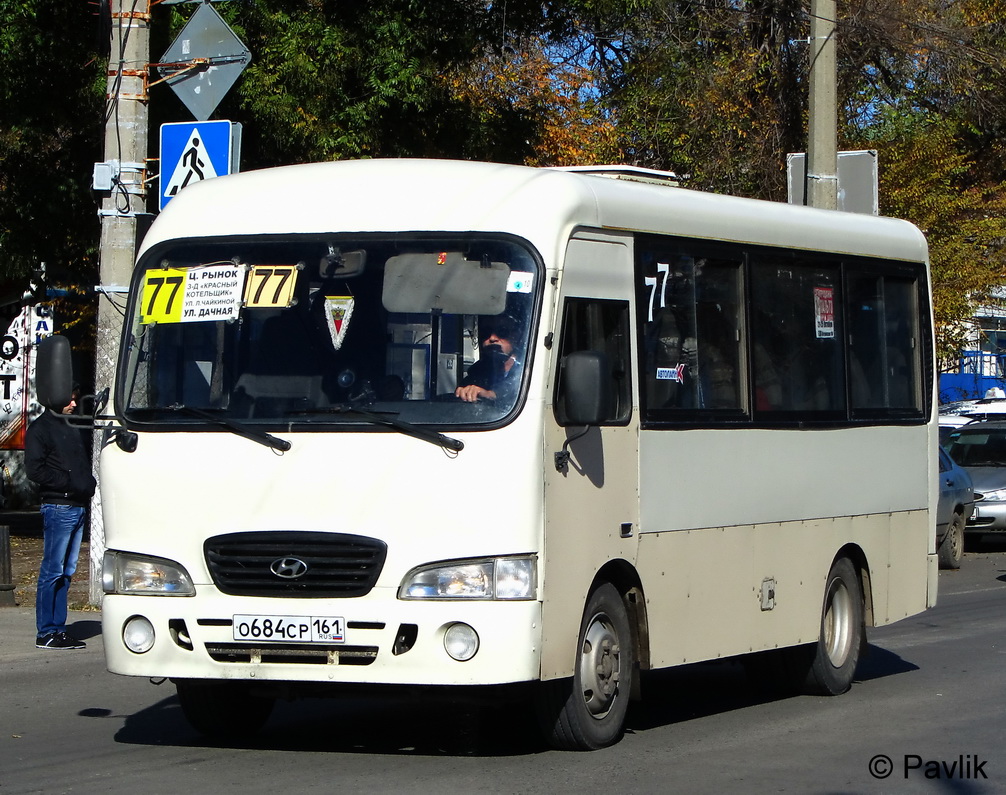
top-left (750, 259), bottom-right (845, 416)
top-left (848, 273), bottom-right (922, 415)
top-left (554, 299), bottom-right (632, 426)
top-left (638, 248), bottom-right (745, 414)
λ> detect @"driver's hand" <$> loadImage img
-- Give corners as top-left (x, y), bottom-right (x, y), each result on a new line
top-left (455, 385), bottom-right (495, 403)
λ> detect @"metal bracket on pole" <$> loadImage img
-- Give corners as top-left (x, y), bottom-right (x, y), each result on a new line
top-left (97, 209), bottom-right (154, 218)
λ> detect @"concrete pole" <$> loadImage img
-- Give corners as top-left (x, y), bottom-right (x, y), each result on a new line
top-left (806, 0), bottom-right (838, 210)
top-left (90, 0), bottom-right (150, 604)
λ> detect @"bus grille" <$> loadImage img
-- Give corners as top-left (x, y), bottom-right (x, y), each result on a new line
top-left (204, 531), bottom-right (388, 598)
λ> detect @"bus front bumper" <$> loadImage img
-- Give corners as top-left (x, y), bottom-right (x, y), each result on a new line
top-left (101, 591), bottom-right (543, 686)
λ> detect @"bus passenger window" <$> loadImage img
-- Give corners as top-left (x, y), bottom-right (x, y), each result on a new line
top-left (750, 260), bottom-right (845, 416)
top-left (848, 274), bottom-right (922, 414)
top-left (637, 244), bottom-right (745, 416)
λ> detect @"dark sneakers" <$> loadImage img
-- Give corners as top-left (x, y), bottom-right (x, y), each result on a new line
top-left (35, 632), bottom-right (86, 650)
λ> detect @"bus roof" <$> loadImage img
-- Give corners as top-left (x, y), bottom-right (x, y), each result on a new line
top-left (141, 159), bottom-right (928, 264)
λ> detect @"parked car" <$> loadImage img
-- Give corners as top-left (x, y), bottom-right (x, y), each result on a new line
top-left (936, 447), bottom-right (974, 569)
top-left (943, 420), bottom-right (1006, 545)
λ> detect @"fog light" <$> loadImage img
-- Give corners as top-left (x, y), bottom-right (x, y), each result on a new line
top-left (444, 622), bottom-right (479, 661)
top-left (123, 615), bottom-right (155, 654)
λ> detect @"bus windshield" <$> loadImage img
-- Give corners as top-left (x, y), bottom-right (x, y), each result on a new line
top-left (119, 235), bottom-right (539, 429)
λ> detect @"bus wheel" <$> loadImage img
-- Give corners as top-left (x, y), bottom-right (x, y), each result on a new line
top-left (175, 679), bottom-right (274, 739)
top-left (803, 557), bottom-right (864, 696)
top-left (938, 511), bottom-right (965, 570)
top-left (536, 582), bottom-right (635, 750)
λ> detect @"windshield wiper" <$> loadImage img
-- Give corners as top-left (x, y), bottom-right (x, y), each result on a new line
top-left (298, 405), bottom-right (464, 452)
top-left (166, 404), bottom-right (291, 452)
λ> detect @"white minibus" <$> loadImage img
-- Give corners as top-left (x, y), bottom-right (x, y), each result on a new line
top-left (50, 159), bottom-right (937, 750)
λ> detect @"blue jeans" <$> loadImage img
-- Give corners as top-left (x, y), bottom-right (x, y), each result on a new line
top-left (36, 504), bottom-right (86, 636)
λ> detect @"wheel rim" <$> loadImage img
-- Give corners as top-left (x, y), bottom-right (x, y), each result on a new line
top-left (578, 610), bottom-right (621, 718)
top-left (823, 579), bottom-right (853, 667)
top-left (947, 516), bottom-right (964, 562)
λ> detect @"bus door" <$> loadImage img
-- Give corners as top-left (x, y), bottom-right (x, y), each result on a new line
top-left (541, 232), bottom-right (640, 679)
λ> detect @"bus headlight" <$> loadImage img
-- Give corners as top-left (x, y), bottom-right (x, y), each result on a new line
top-left (102, 551), bottom-right (195, 596)
top-left (399, 555), bottom-right (536, 600)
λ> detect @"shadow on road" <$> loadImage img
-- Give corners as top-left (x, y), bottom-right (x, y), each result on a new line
top-left (855, 643), bottom-right (920, 682)
top-left (110, 686), bottom-right (545, 757)
top-left (68, 618), bottom-right (102, 640)
top-left (100, 643), bottom-right (919, 757)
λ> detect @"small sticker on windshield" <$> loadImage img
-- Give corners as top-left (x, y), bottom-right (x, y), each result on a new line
top-left (507, 271), bottom-right (534, 293)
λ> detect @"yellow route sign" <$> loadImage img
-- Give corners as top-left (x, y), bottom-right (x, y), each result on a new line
top-left (244, 265), bottom-right (299, 308)
top-left (140, 268), bottom-right (188, 324)
top-left (140, 263), bottom-right (248, 324)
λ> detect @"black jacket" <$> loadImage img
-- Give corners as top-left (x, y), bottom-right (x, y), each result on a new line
top-left (24, 410), bottom-right (96, 506)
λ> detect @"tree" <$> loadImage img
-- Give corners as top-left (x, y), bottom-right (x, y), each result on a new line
top-left (563, 0), bottom-right (808, 197)
top-left (563, 0), bottom-right (1006, 362)
top-left (0, 0), bottom-right (105, 286)
top-left (157, 0), bottom-right (578, 168)
top-left (444, 36), bottom-right (620, 167)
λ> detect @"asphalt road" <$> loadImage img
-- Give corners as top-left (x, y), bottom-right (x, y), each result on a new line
top-left (1, 545), bottom-right (1004, 795)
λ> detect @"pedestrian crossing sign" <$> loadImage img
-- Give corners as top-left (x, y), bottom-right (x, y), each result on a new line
top-left (159, 120), bottom-right (241, 211)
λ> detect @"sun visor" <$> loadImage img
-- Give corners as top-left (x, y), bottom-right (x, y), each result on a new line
top-left (382, 252), bottom-right (509, 315)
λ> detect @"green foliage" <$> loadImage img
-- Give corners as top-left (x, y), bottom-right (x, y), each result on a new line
top-left (181, 0), bottom-right (570, 167)
top-left (4, 0), bottom-right (1006, 373)
top-left (0, 0), bottom-right (104, 285)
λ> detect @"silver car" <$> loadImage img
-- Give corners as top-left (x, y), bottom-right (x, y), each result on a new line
top-left (936, 447), bottom-right (974, 568)
top-left (944, 421), bottom-right (1006, 545)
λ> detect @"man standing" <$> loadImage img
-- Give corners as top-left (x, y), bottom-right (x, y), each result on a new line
top-left (25, 388), bottom-right (95, 650)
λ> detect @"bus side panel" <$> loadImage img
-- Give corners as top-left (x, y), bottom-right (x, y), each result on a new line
top-left (883, 508), bottom-right (933, 623)
top-left (638, 426), bottom-right (929, 534)
top-left (637, 510), bottom-right (931, 668)
top-left (637, 522), bottom-right (823, 666)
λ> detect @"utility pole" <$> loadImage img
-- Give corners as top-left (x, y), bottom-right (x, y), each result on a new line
top-left (91, 0), bottom-right (151, 603)
top-left (806, 0), bottom-right (838, 210)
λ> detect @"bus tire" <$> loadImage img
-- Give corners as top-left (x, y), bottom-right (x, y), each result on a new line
top-left (938, 510), bottom-right (965, 570)
top-left (803, 557), bottom-right (864, 696)
top-left (175, 679), bottom-right (274, 739)
top-left (536, 582), bottom-right (635, 750)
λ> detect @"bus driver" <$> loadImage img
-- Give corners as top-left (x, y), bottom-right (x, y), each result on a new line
top-left (455, 317), bottom-right (522, 404)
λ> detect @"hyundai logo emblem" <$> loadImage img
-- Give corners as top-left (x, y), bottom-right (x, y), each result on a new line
top-left (270, 557), bottom-right (309, 579)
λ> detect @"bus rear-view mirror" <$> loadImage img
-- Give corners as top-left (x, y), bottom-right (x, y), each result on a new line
top-left (36, 335), bottom-right (74, 411)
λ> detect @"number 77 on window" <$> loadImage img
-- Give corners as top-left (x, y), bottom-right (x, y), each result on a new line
top-left (140, 269), bottom-right (188, 324)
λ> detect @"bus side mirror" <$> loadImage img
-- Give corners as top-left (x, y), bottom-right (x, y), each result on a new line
top-left (561, 350), bottom-right (613, 426)
top-left (36, 335), bottom-right (74, 411)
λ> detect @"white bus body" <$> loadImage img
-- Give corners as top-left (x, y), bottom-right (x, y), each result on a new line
top-left (100, 160), bottom-right (936, 749)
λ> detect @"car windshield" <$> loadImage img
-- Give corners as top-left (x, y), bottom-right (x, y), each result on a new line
top-left (946, 428), bottom-right (1006, 467)
top-left (119, 235), bottom-right (539, 430)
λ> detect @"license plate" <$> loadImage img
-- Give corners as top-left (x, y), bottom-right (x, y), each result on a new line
top-left (232, 614), bottom-right (345, 643)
